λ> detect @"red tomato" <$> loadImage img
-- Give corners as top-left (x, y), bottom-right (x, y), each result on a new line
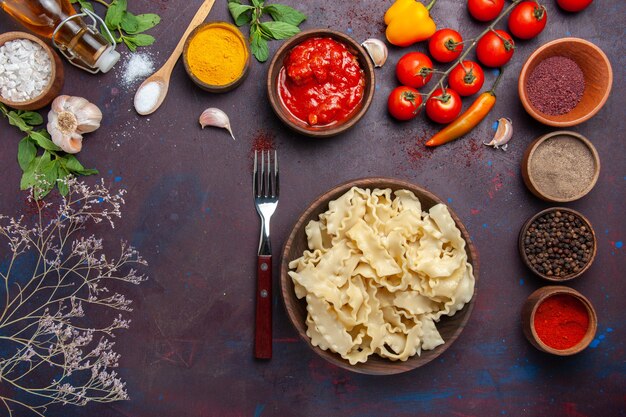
top-left (556, 0), bottom-right (592, 12)
top-left (467, 0), bottom-right (505, 21)
top-left (396, 52), bottom-right (434, 89)
top-left (388, 86), bottom-right (422, 121)
top-left (448, 61), bottom-right (485, 96)
top-left (428, 29), bottom-right (463, 63)
top-left (508, 2), bottom-right (547, 39)
top-left (425, 88), bottom-right (462, 124)
top-left (476, 30), bottom-right (515, 67)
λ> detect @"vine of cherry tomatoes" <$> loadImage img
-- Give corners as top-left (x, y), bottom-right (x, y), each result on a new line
top-left (387, 0), bottom-right (565, 124)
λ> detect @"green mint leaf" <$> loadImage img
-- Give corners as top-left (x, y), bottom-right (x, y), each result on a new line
top-left (125, 33), bottom-right (155, 48)
top-left (20, 159), bottom-right (38, 190)
top-left (228, 2), bottom-right (254, 26)
top-left (62, 155), bottom-right (98, 176)
top-left (19, 111), bottom-right (44, 126)
top-left (105, 0), bottom-right (127, 29)
top-left (264, 4), bottom-right (306, 26)
top-left (120, 11), bottom-right (139, 33)
top-left (260, 21), bottom-right (300, 40)
top-left (71, 0), bottom-right (94, 12)
top-left (128, 13), bottom-right (161, 34)
top-left (250, 29), bottom-right (269, 62)
top-left (7, 110), bottom-right (31, 133)
top-left (30, 129), bottom-right (61, 152)
top-left (251, 0), bottom-right (263, 7)
top-left (122, 37), bottom-right (138, 52)
top-left (57, 166), bottom-right (70, 196)
top-left (18, 137), bottom-right (37, 171)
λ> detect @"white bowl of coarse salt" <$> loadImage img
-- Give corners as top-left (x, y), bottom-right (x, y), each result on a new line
top-left (0, 31), bottom-right (64, 110)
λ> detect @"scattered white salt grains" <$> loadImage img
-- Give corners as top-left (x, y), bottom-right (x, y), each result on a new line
top-left (0, 39), bottom-right (51, 102)
top-left (119, 52), bottom-right (155, 88)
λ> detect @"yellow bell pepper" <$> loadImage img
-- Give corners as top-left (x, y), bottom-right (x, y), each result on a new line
top-left (384, 0), bottom-right (437, 47)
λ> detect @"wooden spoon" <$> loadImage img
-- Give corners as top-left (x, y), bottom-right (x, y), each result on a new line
top-left (134, 0), bottom-right (216, 115)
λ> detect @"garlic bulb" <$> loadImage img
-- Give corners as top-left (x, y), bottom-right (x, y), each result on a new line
top-left (47, 95), bottom-right (103, 154)
top-left (361, 38), bottom-right (388, 68)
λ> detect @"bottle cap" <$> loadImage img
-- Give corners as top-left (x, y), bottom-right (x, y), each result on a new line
top-left (95, 46), bottom-right (121, 73)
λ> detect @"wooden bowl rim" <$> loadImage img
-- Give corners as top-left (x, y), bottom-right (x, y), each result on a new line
top-left (518, 206), bottom-right (597, 281)
top-left (280, 177), bottom-right (480, 375)
top-left (522, 130), bottom-right (600, 202)
top-left (182, 22), bottom-right (251, 93)
top-left (524, 286), bottom-right (598, 356)
top-left (267, 28), bottom-right (376, 138)
top-left (518, 37), bottom-right (613, 127)
top-left (0, 31), bottom-right (60, 108)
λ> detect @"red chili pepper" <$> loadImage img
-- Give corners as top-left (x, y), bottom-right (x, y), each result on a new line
top-left (425, 69), bottom-right (503, 147)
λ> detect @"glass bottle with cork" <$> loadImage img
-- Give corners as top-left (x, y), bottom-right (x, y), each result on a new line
top-left (0, 0), bottom-right (120, 73)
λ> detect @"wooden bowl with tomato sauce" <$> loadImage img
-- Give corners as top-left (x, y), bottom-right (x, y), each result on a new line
top-left (267, 29), bottom-right (375, 138)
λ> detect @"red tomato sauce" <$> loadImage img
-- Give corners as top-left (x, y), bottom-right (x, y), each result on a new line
top-left (278, 37), bottom-right (365, 127)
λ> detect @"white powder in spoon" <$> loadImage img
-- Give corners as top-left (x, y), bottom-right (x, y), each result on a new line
top-left (134, 81), bottom-right (162, 114)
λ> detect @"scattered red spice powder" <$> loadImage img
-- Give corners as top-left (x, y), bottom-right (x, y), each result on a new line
top-left (534, 294), bottom-right (589, 350)
top-left (250, 130), bottom-right (275, 154)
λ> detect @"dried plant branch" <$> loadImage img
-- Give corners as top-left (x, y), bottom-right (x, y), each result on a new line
top-left (0, 177), bottom-right (147, 416)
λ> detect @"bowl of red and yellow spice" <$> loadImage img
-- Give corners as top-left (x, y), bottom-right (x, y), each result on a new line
top-left (267, 29), bottom-right (375, 138)
top-left (522, 286), bottom-right (597, 356)
top-left (183, 22), bottom-right (250, 93)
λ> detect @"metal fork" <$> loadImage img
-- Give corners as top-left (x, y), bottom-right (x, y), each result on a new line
top-left (253, 150), bottom-right (279, 359)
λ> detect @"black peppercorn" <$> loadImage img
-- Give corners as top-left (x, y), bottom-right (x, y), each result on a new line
top-left (523, 210), bottom-right (594, 278)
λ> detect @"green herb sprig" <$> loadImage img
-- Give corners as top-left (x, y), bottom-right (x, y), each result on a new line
top-left (228, 0), bottom-right (307, 62)
top-left (0, 104), bottom-right (98, 200)
top-left (71, 0), bottom-right (161, 51)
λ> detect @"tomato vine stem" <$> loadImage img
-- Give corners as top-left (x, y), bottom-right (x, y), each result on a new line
top-left (417, 0), bottom-right (522, 111)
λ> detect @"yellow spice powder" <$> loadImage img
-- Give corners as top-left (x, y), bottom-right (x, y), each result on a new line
top-left (187, 27), bottom-right (247, 86)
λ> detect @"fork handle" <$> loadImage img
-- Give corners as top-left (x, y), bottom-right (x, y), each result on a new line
top-left (255, 255), bottom-right (272, 359)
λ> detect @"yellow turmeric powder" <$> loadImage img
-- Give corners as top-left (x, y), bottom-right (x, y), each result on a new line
top-left (187, 25), bottom-right (248, 86)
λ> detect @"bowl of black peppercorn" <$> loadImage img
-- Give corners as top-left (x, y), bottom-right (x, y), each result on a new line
top-left (519, 207), bottom-right (596, 281)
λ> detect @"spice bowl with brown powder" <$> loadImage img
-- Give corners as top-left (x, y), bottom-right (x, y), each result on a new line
top-left (183, 22), bottom-right (250, 93)
top-left (522, 131), bottom-right (600, 203)
top-left (518, 38), bottom-right (612, 127)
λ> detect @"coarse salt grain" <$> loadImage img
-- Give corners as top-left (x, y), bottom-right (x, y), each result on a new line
top-left (0, 39), bottom-right (51, 102)
top-left (120, 52), bottom-right (155, 88)
top-left (134, 81), bottom-right (162, 114)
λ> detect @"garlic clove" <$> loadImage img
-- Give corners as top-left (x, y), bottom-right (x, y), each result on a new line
top-left (63, 96), bottom-right (91, 113)
top-left (484, 117), bottom-right (513, 150)
top-left (199, 107), bottom-right (235, 140)
top-left (51, 95), bottom-right (69, 113)
top-left (75, 103), bottom-right (103, 134)
top-left (49, 128), bottom-right (83, 154)
top-left (361, 38), bottom-right (388, 68)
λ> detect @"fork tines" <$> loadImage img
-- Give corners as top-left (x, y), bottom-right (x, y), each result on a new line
top-left (253, 150), bottom-right (279, 198)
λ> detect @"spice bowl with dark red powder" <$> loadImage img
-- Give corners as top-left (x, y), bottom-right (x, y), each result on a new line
top-left (518, 38), bottom-right (612, 127)
top-left (522, 286), bottom-right (597, 356)
top-left (519, 207), bottom-right (596, 281)
top-left (267, 29), bottom-right (375, 138)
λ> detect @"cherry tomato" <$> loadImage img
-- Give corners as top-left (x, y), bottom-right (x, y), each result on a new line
top-left (396, 52), bottom-right (434, 89)
top-left (476, 30), bottom-right (515, 67)
top-left (428, 29), bottom-right (463, 63)
top-left (388, 86), bottom-right (422, 121)
top-left (426, 88), bottom-right (462, 124)
top-left (508, 2), bottom-right (547, 39)
top-left (467, 0), bottom-right (504, 22)
top-left (556, 0), bottom-right (592, 12)
top-left (448, 61), bottom-right (485, 96)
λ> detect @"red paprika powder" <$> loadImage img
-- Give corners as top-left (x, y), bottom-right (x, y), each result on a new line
top-left (534, 294), bottom-right (589, 350)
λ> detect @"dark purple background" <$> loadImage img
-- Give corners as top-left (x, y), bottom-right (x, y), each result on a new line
top-left (1, 1), bottom-right (624, 416)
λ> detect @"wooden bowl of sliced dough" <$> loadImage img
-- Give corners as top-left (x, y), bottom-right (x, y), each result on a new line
top-left (280, 177), bottom-right (479, 375)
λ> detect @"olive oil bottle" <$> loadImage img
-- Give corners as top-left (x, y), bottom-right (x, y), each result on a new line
top-left (0, 0), bottom-right (119, 73)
